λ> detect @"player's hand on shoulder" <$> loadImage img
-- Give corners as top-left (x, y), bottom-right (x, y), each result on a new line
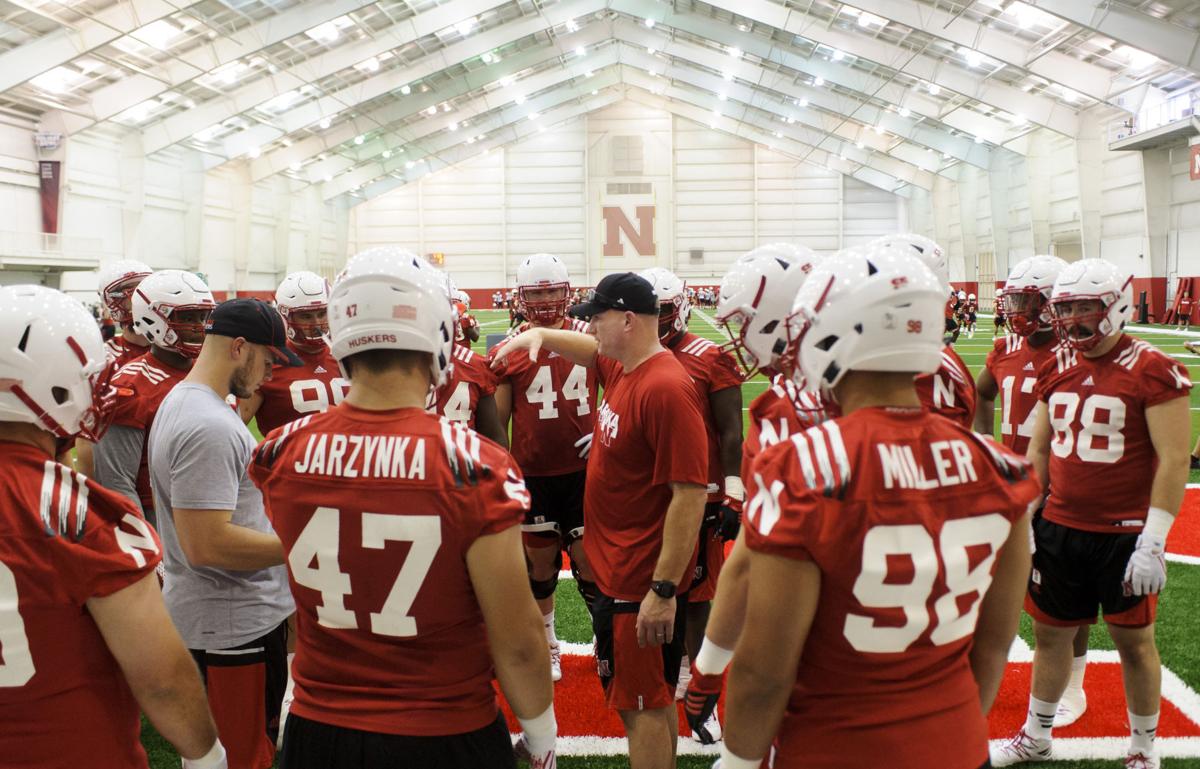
top-left (490, 326), bottom-right (543, 369)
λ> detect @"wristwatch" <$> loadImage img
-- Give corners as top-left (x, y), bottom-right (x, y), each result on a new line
top-left (650, 580), bottom-right (677, 599)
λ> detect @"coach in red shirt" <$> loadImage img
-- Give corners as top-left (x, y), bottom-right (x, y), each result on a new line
top-left (495, 272), bottom-right (709, 768)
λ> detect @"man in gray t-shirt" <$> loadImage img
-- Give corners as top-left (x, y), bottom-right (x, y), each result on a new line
top-left (148, 297), bottom-right (302, 768)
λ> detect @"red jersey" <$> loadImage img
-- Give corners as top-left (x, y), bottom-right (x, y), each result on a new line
top-left (104, 335), bottom-right (149, 368)
top-left (744, 409), bottom-right (1039, 769)
top-left (966, 299), bottom-right (978, 314)
top-left (741, 375), bottom-right (829, 480)
top-left (666, 332), bottom-right (744, 499)
top-left (915, 345), bottom-right (976, 428)
top-left (249, 405), bottom-right (528, 736)
top-left (984, 334), bottom-right (1060, 455)
top-left (0, 442), bottom-right (162, 769)
top-left (252, 344), bottom-right (349, 435)
top-left (109, 352), bottom-right (189, 511)
top-left (1035, 334), bottom-right (1191, 532)
top-left (491, 318), bottom-right (597, 477)
top-left (1179, 297), bottom-right (1193, 315)
top-left (432, 345), bottom-right (497, 428)
top-left (453, 304), bottom-right (478, 347)
top-left (585, 352), bottom-right (709, 601)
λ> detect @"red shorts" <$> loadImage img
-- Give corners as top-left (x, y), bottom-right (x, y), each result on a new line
top-left (688, 522), bottom-right (726, 603)
top-left (592, 592), bottom-right (686, 711)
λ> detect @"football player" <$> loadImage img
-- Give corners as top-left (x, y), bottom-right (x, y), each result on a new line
top-left (250, 248), bottom-right (557, 769)
top-left (966, 292), bottom-right (979, 338)
top-left (447, 277), bottom-right (481, 346)
top-left (430, 277), bottom-right (508, 448)
top-left (975, 255), bottom-right (1090, 728)
top-left (0, 285), bottom-right (227, 769)
top-left (719, 243), bottom-right (1038, 769)
top-left (92, 270), bottom-right (215, 526)
top-left (641, 267), bottom-right (744, 731)
top-left (98, 259), bottom-right (153, 367)
top-left (683, 244), bottom-right (826, 743)
top-left (491, 253), bottom-right (599, 682)
top-left (874, 234), bottom-right (976, 427)
top-left (992, 259), bottom-right (1191, 769)
top-left (238, 271), bottom-right (349, 435)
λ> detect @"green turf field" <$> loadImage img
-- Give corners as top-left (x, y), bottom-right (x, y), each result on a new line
top-left (140, 308), bottom-right (1200, 768)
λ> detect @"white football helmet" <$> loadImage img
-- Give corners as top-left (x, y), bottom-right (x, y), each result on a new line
top-left (967, 292), bottom-right (976, 301)
top-left (516, 253), bottom-right (570, 325)
top-left (98, 259), bottom-right (152, 326)
top-left (1049, 258), bottom-right (1133, 352)
top-left (957, 290), bottom-right (967, 301)
top-left (1000, 255), bottom-right (1068, 336)
top-left (276, 271), bottom-right (331, 348)
top-left (328, 247), bottom-right (455, 388)
top-left (0, 285), bottom-right (118, 441)
top-left (132, 270), bottom-right (215, 358)
top-left (786, 243), bottom-right (945, 397)
top-left (639, 267), bottom-right (690, 341)
top-left (716, 243), bottom-right (821, 378)
top-left (455, 289), bottom-right (471, 309)
top-left (872, 233), bottom-right (948, 288)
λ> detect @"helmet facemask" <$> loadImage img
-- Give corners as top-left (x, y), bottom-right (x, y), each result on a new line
top-left (1050, 295), bottom-right (1115, 352)
top-left (1000, 287), bottom-right (1049, 337)
top-left (102, 274), bottom-right (146, 326)
top-left (281, 304), bottom-right (329, 350)
top-left (517, 283), bottom-right (569, 325)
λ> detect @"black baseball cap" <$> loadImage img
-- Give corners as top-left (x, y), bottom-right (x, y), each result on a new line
top-left (573, 272), bottom-right (658, 319)
top-left (205, 298), bottom-right (303, 366)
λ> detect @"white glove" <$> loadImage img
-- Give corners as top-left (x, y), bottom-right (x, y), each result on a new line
top-left (514, 735), bottom-right (556, 769)
top-left (1028, 518), bottom-right (1036, 557)
top-left (574, 433), bottom-right (593, 459)
top-left (181, 741), bottom-right (227, 769)
top-left (1124, 533), bottom-right (1168, 596)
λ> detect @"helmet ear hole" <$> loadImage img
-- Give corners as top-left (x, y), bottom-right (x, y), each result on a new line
top-left (51, 386), bottom-right (70, 405)
top-left (17, 324), bottom-right (30, 353)
top-left (761, 319), bottom-right (778, 333)
top-left (815, 335), bottom-right (838, 352)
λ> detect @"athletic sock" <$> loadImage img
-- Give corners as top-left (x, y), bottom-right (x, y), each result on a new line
top-left (1065, 654), bottom-right (1087, 694)
top-left (1024, 695), bottom-right (1058, 740)
top-left (1129, 711), bottom-right (1159, 754)
top-left (543, 611), bottom-right (557, 646)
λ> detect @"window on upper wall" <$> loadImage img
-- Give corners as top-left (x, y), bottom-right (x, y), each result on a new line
top-left (611, 134), bottom-right (644, 176)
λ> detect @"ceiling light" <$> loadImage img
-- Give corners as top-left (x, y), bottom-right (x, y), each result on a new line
top-left (401, 84), bottom-right (411, 95)
top-left (799, 98), bottom-right (809, 107)
top-left (648, 47), bottom-right (656, 54)
top-left (454, 17), bottom-right (476, 36)
top-left (649, 70), bottom-right (657, 77)
top-left (644, 18), bottom-right (656, 28)
top-left (974, 135), bottom-right (984, 144)
top-left (515, 94), bottom-right (526, 104)
top-left (832, 49), bottom-right (844, 61)
top-left (500, 76), bottom-right (514, 87)
top-left (855, 141), bottom-right (864, 149)
top-left (132, 20), bottom-right (182, 50)
top-left (290, 162), bottom-right (302, 172)
top-left (482, 52), bottom-right (495, 64)
top-left (592, 89), bottom-right (599, 96)
top-left (723, 71), bottom-right (734, 82)
top-left (423, 106), bottom-right (437, 116)
top-left (774, 131), bottom-right (783, 138)
top-left (406, 161), bottom-right (415, 169)
top-left (354, 135), bottom-right (364, 144)
top-left (960, 47), bottom-right (984, 68)
top-left (719, 93), bottom-right (728, 101)
top-left (318, 116), bottom-right (332, 129)
top-left (441, 103), bottom-right (451, 113)
top-left (575, 46), bottom-right (586, 57)
top-left (262, 90), bottom-right (301, 112)
top-left (813, 76), bottom-right (824, 87)
top-left (467, 136), bottom-right (475, 143)
top-left (1012, 113), bottom-right (1027, 126)
top-left (585, 70), bottom-right (594, 78)
top-left (942, 152), bottom-right (950, 160)
top-left (873, 125), bottom-right (883, 134)
top-left (30, 66), bottom-right (83, 94)
top-left (728, 47), bottom-right (742, 59)
top-left (383, 150), bottom-right (391, 158)
top-left (282, 139), bottom-right (292, 147)
top-left (538, 125), bottom-right (547, 133)
top-left (356, 56), bottom-right (380, 73)
top-left (247, 147), bottom-right (260, 159)
top-left (324, 175), bottom-right (333, 183)
top-left (899, 107), bottom-right (911, 118)
top-left (477, 134), bottom-right (486, 141)
top-left (305, 21), bottom-right (340, 43)
top-left (785, 116), bottom-right (794, 124)
top-left (1061, 89), bottom-right (1076, 103)
top-left (927, 83), bottom-right (941, 95)
top-left (857, 11), bottom-right (886, 27)
top-left (566, 18), bottom-right (579, 32)
top-left (529, 112), bottom-right (540, 120)
top-left (449, 122), bottom-right (459, 131)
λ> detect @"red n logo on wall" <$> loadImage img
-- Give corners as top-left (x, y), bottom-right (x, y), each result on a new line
top-left (602, 206), bottom-right (655, 257)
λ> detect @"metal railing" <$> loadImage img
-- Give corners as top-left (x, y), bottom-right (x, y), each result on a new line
top-left (0, 231), bottom-right (117, 267)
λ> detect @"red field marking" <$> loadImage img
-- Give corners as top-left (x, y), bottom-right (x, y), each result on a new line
top-left (1170, 489), bottom-right (1200, 558)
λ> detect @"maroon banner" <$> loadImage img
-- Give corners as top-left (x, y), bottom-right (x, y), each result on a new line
top-left (39, 161), bottom-right (60, 233)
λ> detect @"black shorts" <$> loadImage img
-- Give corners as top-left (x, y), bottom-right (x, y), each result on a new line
top-left (522, 469), bottom-right (586, 544)
top-left (592, 590), bottom-right (687, 711)
top-left (945, 317), bottom-right (959, 333)
top-left (968, 312), bottom-right (977, 323)
top-left (279, 711), bottom-right (514, 769)
top-left (1024, 517), bottom-right (1156, 627)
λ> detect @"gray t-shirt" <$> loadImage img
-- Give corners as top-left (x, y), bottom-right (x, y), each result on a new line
top-left (148, 382), bottom-right (294, 649)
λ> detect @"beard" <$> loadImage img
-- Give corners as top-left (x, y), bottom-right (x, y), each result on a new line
top-left (229, 354), bottom-right (260, 400)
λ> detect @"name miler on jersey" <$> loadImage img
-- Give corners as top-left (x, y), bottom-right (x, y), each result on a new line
top-left (293, 432), bottom-right (427, 479)
top-left (877, 439), bottom-right (979, 490)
